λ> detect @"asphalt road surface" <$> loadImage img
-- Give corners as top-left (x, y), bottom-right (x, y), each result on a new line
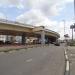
top-left (0, 45), bottom-right (65, 75)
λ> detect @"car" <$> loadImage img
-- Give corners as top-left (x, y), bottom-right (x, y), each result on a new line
top-left (54, 42), bottom-right (60, 46)
top-left (5, 41), bottom-right (12, 44)
top-left (0, 41), bottom-right (4, 45)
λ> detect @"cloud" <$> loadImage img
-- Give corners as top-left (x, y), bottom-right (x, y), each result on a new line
top-left (0, 0), bottom-right (73, 16)
top-left (0, 0), bottom-right (74, 39)
top-left (16, 9), bottom-right (52, 26)
top-left (0, 0), bottom-right (22, 8)
top-left (20, 0), bottom-right (73, 16)
top-left (0, 12), bottom-right (6, 19)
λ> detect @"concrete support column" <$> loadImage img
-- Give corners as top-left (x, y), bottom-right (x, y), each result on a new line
top-left (22, 33), bottom-right (26, 45)
top-left (10, 36), bottom-right (16, 43)
top-left (45, 37), bottom-right (49, 44)
top-left (6, 35), bottom-right (9, 41)
top-left (41, 30), bottom-right (45, 45)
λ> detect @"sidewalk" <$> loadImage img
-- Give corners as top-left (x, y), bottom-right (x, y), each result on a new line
top-left (0, 44), bottom-right (49, 52)
top-left (67, 46), bottom-right (75, 75)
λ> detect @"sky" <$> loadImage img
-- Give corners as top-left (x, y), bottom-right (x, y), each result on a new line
top-left (0, 0), bottom-right (74, 39)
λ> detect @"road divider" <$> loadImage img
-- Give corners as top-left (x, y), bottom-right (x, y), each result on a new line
top-left (64, 49), bottom-right (70, 75)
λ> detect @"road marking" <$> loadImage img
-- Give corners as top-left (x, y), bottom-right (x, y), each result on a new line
top-left (65, 49), bottom-right (70, 75)
top-left (66, 61), bottom-right (69, 71)
top-left (65, 55), bottom-right (68, 60)
top-left (65, 50), bottom-right (67, 55)
top-left (26, 58), bottom-right (32, 62)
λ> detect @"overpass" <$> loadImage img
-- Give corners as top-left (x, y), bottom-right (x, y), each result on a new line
top-left (0, 19), bottom-right (60, 45)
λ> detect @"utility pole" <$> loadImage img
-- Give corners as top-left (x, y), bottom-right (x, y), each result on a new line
top-left (63, 20), bottom-right (66, 41)
top-left (63, 20), bottom-right (66, 36)
top-left (70, 25), bottom-right (74, 41)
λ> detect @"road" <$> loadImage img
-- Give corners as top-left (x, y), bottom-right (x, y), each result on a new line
top-left (0, 45), bottom-right (65, 75)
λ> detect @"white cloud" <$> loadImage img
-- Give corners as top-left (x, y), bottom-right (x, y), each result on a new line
top-left (0, 13), bottom-right (6, 19)
top-left (0, 0), bottom-right (22, 8)
top-left (0, 0), bottom-right (73, 15)
top-left (16, 9), bottom-right (52, 26)
top-left (22, 0), bottom-right (73, 16)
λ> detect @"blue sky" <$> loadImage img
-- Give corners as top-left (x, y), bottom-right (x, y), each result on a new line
top-left (0, 0), bottom-right (74, 39)
top-left (0, 7), bottom-right (25, 21)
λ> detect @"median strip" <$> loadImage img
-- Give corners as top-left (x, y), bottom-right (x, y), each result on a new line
top-left (64, 49), bottom-right (70, 75)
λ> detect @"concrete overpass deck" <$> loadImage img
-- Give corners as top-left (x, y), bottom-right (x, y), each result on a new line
top-left (0, 19), bottom-right (60, 45)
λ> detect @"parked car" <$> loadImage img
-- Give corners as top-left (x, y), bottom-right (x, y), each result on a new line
top-left (5, 41), bottom-right (12, 44)
top-left (0, 41), bottom-right (4, 45)
top-left (54, 42), bottom-right (60, 46)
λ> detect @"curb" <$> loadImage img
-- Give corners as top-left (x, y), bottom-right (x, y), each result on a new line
top-left (0, 44), bottom-right (50, 53)
top-left (64, 49), bottom-right (70, 75)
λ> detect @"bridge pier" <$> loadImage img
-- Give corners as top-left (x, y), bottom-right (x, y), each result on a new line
top-left (10, 36), bottom-right (16, 43)
top-left (41, 30), bottom-right (45, 45)
top-left (6, 35), bottom-right (9, 41)
top-left (22, 33), bottom-right (26, 45)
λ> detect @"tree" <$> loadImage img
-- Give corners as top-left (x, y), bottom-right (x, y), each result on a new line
top-left (70, 25), bottom-right (74, 41)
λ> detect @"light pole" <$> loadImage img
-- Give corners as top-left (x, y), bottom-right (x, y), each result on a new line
top-left (63, 20), bottom-right (66, 39)
top-left (64, 20), bottom-right (66, 36)
top-left (62, 20), bottom-right (66, 42)
top-left (70, 25), bottom-right (74, 41)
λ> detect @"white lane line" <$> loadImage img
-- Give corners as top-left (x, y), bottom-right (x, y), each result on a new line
top-left (26, 58), bottom-right (32, 63)
top-left (65, 50), bottom-right (67, 55)
top-left (65, 50), bottom-right (70, 74)
top-left (65, 54), bottom-right (68, 60)
top-left (66, 61), bottom-right (70, 71)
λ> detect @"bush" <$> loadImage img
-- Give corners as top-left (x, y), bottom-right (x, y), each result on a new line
top-left (69, 41), bottom-right (75, 46)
